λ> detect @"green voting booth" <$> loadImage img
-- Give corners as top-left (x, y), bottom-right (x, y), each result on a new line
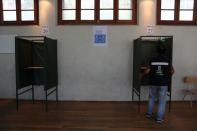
top-left (15, 36), bottom-right (58, 111)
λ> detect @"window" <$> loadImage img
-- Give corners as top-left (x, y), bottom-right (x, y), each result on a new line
top-left (157, 0), bottom-right (197, 25)
top-left (58, 0), bottom-right (137, 25)
top-left (0, 0), bottom-right (38, 25)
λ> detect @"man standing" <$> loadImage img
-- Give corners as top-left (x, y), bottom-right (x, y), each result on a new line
top-left (144, 43), bottom-right (174, 123)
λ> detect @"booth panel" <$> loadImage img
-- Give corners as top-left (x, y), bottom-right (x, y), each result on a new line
top-left (44, 37), bottom-right (58, 90)
top-left (15, 38), bottom-right (33, 89)
top-left (33, 43), bottom-right (46, 67)
top-left (133, 39), bottom-right (142, 92)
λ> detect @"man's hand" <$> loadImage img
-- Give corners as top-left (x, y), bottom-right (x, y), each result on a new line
top-left (140, 67), bottom-right (150, 80)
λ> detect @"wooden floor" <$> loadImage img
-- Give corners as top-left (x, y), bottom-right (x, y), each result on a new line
top-left (0, 100), bottom-right (196, 131)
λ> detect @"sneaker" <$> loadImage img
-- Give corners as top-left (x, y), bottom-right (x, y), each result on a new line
top-left (156, 119), bottom-right (163, 124)
top-left (145, 113), bottom-right (153, 119)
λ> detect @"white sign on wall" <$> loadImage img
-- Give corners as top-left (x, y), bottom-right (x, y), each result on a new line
top-left (41, 25), bottom-right (49, 35)
top-left (147, 25), bottom-right (155, 35)
top-left (93, 26), bottom-right (108, 46)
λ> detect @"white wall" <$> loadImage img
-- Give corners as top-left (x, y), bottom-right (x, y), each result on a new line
top-left (0, 0), bottom-right (197, 101)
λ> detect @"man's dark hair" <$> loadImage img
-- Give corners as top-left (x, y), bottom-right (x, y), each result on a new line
top-left (157, 43), bottom-right (166, 54)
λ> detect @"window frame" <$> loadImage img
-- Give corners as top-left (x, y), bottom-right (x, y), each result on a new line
top-left (0, 0), bottom-right (39, 26)
top-left (157, 0), bottom-right (197, 25)
top-left (58, 0), bottom-right (137, 25)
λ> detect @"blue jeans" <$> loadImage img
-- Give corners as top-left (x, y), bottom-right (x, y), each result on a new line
top-left (147, 86), bottom-right (168, 120)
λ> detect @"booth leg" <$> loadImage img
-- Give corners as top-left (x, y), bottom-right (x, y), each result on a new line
top-left (138, 93), bottom-right (141, 112)
top-left (32, 85), bottom-right (34, 104)
top-left (56, 86), bottom-right (58, 103)
top-left (169, 93), bottom-right (171, 112)
top-left (132, 88), bottom-right (134, 101)
top-left (45, 90), bottom-right (48, 112)
top-left (16, 89), bottom-right (19, 111)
